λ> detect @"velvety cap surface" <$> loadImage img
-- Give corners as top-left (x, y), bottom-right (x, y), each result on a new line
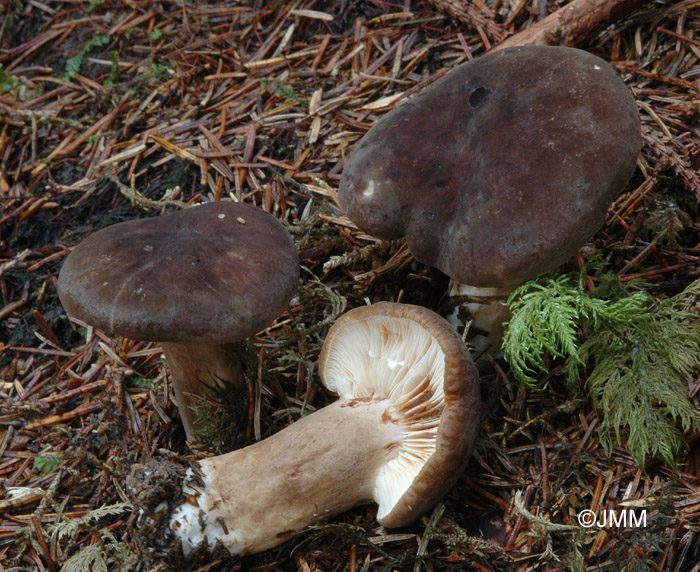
top-left (58, 202), bottom-right (299, 342)
top-left (339, 46), bottom-right (641, 287)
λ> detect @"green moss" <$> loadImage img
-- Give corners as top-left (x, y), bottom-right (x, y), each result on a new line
top-left (65, 34), bottom-right (111, 80)
top-left (503, 264), bottom-right (700, 467)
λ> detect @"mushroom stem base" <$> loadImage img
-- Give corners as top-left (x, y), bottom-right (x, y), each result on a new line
top-left (446, 282), bottom-right (513, 355)
top-left (161, 341), bottom-right (246, 444)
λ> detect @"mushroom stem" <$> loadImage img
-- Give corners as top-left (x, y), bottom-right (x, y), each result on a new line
top-left (169, 396), bottom-right (404, 555)
top-left (446, 283), bottom-right (514, 355)
top-left (160, 341), bottom-right (246, 443)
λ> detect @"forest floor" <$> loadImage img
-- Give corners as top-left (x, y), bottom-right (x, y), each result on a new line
top-left (1, 0), bottom-right (700, 571)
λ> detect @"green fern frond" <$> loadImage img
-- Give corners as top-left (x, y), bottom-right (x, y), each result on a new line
top-left (503, 282), bottom-right (578, 384)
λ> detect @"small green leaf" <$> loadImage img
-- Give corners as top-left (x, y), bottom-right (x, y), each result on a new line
top-left (33, 456), bottom-right (64, 474)
top-left (149, 61), bottom-right (170, 80)
top-left (126, 376), bottom-right (158, 389)
top-left (0, 64), bottom-right (18, 93)
top-left (86, 0), bottom-right (104, 14)
top-left (65, 34), bottom-right (111, 80)
top-left (108, 50), bottom-right (120, 84)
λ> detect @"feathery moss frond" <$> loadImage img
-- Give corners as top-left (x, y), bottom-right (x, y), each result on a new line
top-left (504, 268), bottom-right (700, 467)
top-left (50, 502), bottom-right (134, 572)
top-left (65, 34), bottom-right (111, 80)
top-left (503, 268), bottom-right (651, 387)
top-left (563, 279), bottom-right (700, 466)
top-left (51, 502), bottom-right (133, 543)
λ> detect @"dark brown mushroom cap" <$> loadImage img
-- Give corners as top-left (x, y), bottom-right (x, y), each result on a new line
top-left (57, 202), bottom-right (299, 342)
top-left (339, 45), bottom-right (641, 287)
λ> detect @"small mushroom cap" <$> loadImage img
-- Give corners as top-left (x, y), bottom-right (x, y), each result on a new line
top-left (319, 302), bottom-right (481, 527)
top-left (57, 202), bottom-right (299, 342)
top-left (339, 46), bottom-right (641, 287)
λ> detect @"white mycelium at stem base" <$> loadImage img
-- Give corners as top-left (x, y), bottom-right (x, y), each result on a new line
top-left (168, 302), bottom-right (479, 556)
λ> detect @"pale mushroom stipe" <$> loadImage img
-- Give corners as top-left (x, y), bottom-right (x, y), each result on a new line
top-left (339, 45), bottom-right (642, 352)
top-left (127, 302), bottom-right (481, 557)
top-left (57, 201), bottom-right (299, 443)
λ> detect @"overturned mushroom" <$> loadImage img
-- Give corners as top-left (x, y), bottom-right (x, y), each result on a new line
top-left (129, 302), bottom-right (480, 556)
top-left (57, 201), bottom-right (299, 443)
top-left (339, 46), bottom-right (641, 352)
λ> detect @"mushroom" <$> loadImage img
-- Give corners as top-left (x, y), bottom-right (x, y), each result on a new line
top-left (57, 201), bottom-right (299, 443)
top-left (338, 45), bottom-right (641, 352)
top-left (135, 302), bottom-right (480, 556)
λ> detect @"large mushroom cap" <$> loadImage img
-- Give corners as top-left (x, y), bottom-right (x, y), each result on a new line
top-left (58, 202), bottom-right (299, 342)
top-left (339, 45), bottom-right (641, 287)
top-left (319, 302), bottom-right (481, 527)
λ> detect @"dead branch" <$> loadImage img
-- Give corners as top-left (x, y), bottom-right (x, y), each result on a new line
top-left (497, 0), bottom-right (649, 48)
top-left (433, 0), bottom-right (649, 49)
